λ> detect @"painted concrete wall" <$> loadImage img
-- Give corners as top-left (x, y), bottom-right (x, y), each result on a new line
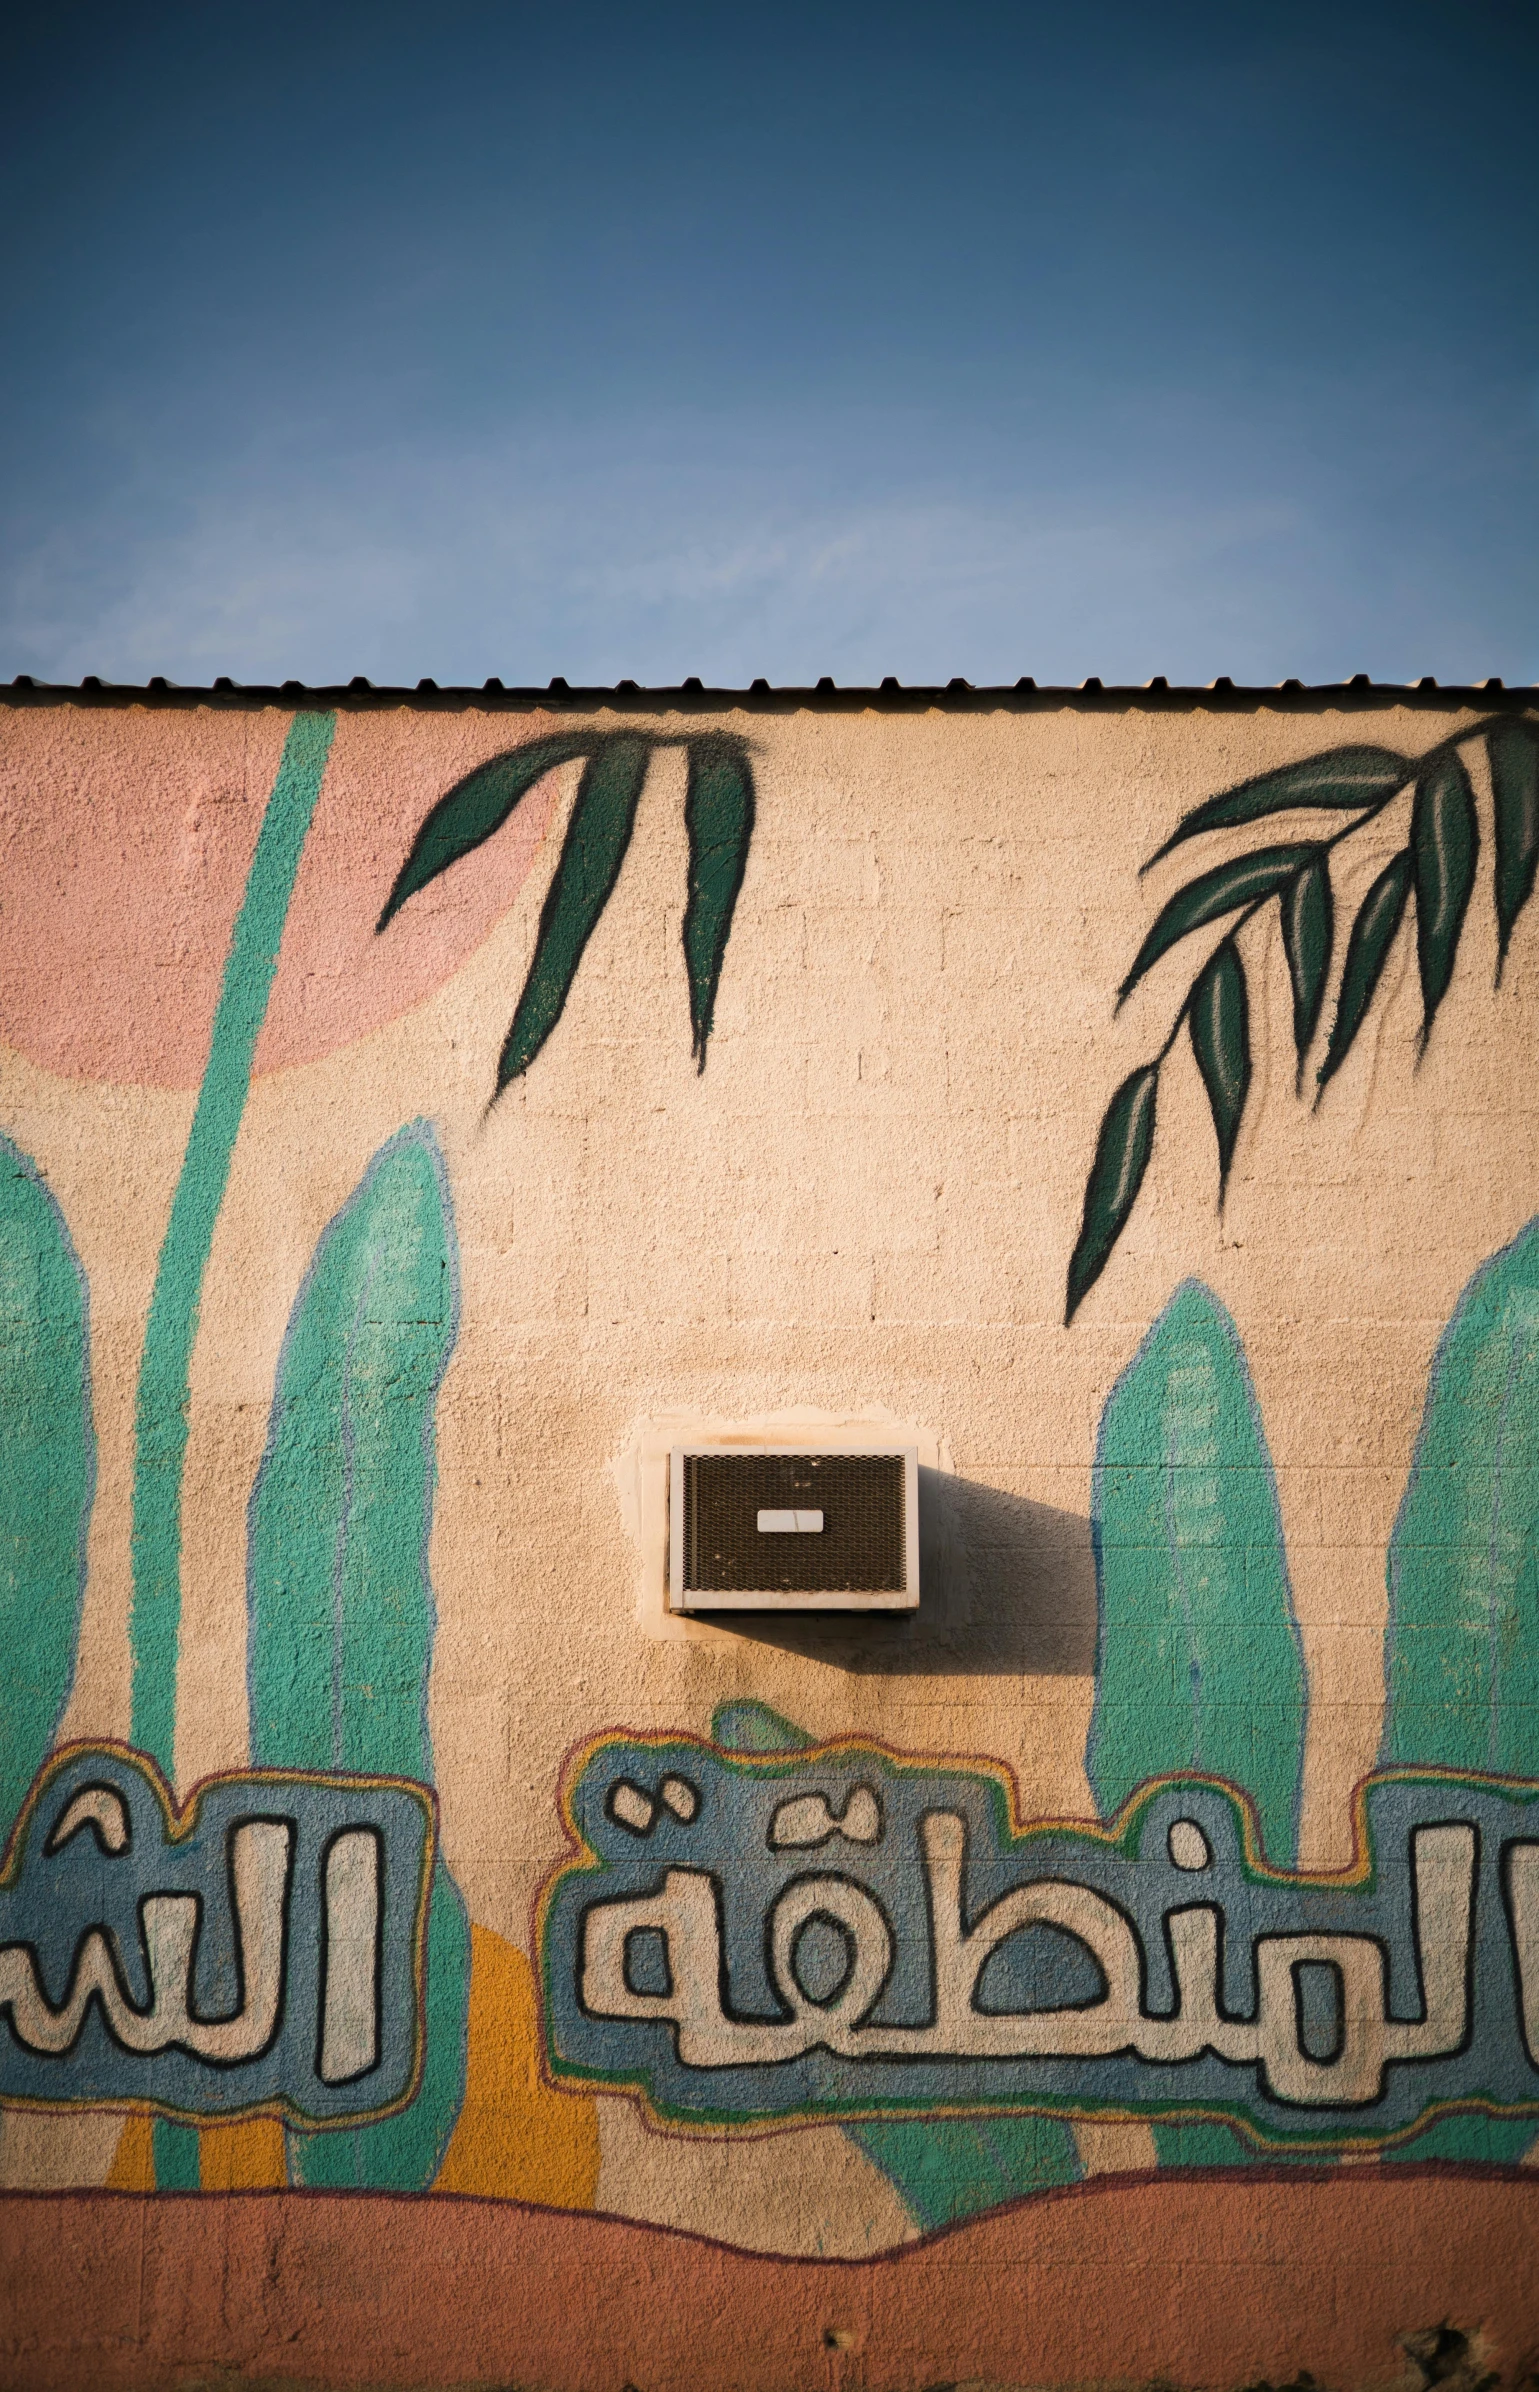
top-left (1, 689), bottom-right (1538, 2387)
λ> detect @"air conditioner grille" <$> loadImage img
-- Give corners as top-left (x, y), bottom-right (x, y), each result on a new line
top-left (682, 1452), bottom-right (906, 1594)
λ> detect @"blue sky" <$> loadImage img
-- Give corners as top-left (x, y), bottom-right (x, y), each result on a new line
top-left (2, 0), bottom-right (1535, 687)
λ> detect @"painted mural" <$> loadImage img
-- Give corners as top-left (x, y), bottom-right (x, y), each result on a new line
top-left (1, 690), bottom-right (1538, 2385)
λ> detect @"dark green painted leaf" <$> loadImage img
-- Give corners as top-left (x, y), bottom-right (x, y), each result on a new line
top-left (497, 734), bottom-right (654, 1090)
top-left (1188, 940), bottom-right (1249, 1200)
top-left (1279, 856), bottom-right (1333, 1091)
top-left (682, 736), bottom-right (755, 1069)
top-left (1142, 746), bottom-right (1410, 871)
top-left (1088, 1278), bottom-right (1305, 1864)
top-left (1118, 845), bottom-right (1316, 1006)
top-left (376, 734), bottom-right (602, 931)
top-left (1065, 1062), bottom-right (1159, 1324)
top-left (1491, 721), bottom-right (1539, 983)
top-left (1316, 848), bottom-right (1412, 1095)
top-left (1410, 749), bottom-right (1478, 1044)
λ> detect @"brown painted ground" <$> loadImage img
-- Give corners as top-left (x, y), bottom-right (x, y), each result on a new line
top-left (2, 2166), bottom-right (1538, 2391)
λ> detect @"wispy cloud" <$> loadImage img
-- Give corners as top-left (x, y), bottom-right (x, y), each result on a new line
top-left (3, 395), bottom-right (1516, 690)
top-left (2, 1), bottom-right (1533, 688)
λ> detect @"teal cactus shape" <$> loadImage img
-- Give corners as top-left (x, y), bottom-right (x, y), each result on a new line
top-left (1380, 1214), bottom-right (1539, 2167)
top-left (1088, 1278), bottom-right (1306, 2172)
top-left (247, 1120), bottom-right (470, 2189)
top-left (1088, 1279), bottom-right (1305, 1863)
top-left (0, 1135), bottom-right (95, 1839)
top-left (1382, 1215), bottom-right (1539, 1775)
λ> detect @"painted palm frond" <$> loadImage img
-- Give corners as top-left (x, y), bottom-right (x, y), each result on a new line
top-left (681, 736), bottom-right (756, 1068)
top-left (497, 734), bottom-right (653, 1088)
top-left (377, 736), bottom-right (606, 932)
top-left (378, 727), bottom-right (758, 1094)
top-left (1068, 716), bottom-right (1539, 1322)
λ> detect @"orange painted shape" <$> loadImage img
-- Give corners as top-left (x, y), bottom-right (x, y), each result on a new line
top-left (434, 1924), bottom-right (600, 2208)
top-left (197, 2117), bottom-right (286, 2190)
top-left (102, 2113), bottom-right (155, 2191)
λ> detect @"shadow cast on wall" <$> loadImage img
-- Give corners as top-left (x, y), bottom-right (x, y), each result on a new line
top-left (691, 1467), bottom-right (1097, 1679)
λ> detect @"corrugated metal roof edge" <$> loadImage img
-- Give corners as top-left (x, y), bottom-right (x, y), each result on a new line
top-left (1, 673), bottom-right (1533, 713)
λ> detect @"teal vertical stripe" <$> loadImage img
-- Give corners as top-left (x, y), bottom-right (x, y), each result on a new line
top-left (151, 2116), bottom-right (200, 2190)
top-left (129, 711), bottom-right (335, 1771)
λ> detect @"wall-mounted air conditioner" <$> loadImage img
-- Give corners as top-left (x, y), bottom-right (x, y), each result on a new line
top-left (667, 1445), bottom-right (919, 1613)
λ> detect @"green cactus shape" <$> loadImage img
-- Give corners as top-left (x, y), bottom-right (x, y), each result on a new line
top-left (1382, 1215), bottom-right (1539, 1774)
top-left (1089, 1278), bottom-right (1306, 2168)
top-left (0, 1135), bottom-right (94, 1839)
top-left (247, 1120), bottom-right (470, 2189)
top-left (1380, 1214), bottom-right (1539, 2167)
